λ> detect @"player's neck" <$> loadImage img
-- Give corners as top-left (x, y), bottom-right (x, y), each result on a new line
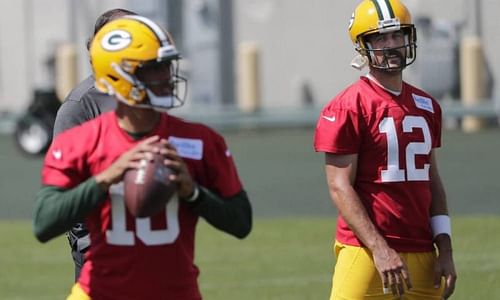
top-left (115, 102), bottom-right (161, 134)
top-left (367, 68), bottom-right (403, 93)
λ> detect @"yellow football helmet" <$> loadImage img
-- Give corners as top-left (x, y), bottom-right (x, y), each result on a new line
top-left (90, 15), bottom-right (186, 110)
top-left (348, 0), bottom-right (416, 70)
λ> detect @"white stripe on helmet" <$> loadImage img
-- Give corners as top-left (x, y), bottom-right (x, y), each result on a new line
top-left (124, 15), bottom-right (169, 46)
top-left (375, 0), bottom-right (393, 20)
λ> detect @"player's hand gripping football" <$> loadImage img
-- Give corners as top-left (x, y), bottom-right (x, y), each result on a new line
top-left (372, 245), bottom-right (413, 298)
top-left (156, 139), bottom-right (196, 200)
top-left (95, 136), bottom-right (162, 191)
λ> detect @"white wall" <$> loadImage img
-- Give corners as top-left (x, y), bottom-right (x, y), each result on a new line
top-left (0, 1), bottom-right (32, 112)
top-left (0, 0), bottom-right (498, 113)
top-left (234, 0), bottom-right (500, 108)
top-left (0, 0), bottom-right (130, 112)
top-left (235, 0), bottom-right (356, 109)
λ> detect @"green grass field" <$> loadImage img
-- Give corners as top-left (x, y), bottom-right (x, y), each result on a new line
top-left (1, 128), bottom-right (499, 299)
top-left (1, 216), bottom-right (499, 299)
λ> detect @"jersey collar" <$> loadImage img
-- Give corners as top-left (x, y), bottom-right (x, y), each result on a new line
top-left (364, 73), bottom-right (402, 96)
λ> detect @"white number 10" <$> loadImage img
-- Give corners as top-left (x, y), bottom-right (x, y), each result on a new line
top-left (105, 182), bottom-right (180, 246)
top-left (379, 116), bottom-right (431, 182)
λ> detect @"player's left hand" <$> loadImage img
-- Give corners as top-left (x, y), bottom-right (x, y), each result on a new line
top-left (433, 236), bottom-right (457, 299)
top-left (156, 139), bottom-right (196, 199)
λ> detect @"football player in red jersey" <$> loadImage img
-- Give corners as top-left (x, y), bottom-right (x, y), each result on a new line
top-left (33, 16), bottom-right (251, 300)
top-left (314, 0), bottom-right (456, 299)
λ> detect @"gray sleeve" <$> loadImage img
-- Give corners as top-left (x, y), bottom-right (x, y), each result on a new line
top-left (52, 76), bottom-right (111, 138)
top-left (52, 100), bottom-right (90, 138)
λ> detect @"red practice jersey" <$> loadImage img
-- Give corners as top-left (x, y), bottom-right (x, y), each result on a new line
top-left (42, 112), bottom-right (242, 299)
top-left (314, 77), bottom-right (442, 252)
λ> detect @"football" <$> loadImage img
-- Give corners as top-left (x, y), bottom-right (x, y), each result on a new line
top-left (123, 153), bottom-right (177, 218)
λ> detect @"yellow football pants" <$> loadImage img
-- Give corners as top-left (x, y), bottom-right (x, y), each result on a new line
top-left (66, 283), bottom-right (91, 300)
top-left (330, 241), bottom-right (445, 300)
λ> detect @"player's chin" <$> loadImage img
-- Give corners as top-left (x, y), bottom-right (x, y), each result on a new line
top-left (387, 66), bottom-right (404, 72)
top-left (382, 61), bottom-right (404, 72)
top-left (386, 57), bottom-right (403, 67)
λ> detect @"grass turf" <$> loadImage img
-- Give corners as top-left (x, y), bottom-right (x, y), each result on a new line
top-left (1, 216), bottom-right (499, 299)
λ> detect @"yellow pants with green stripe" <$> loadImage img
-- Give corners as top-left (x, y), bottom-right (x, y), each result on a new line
top-left (330, 241), bottom-right (445, 300)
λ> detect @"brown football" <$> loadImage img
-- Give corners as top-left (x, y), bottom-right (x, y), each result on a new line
top-left (123, 153), bottom-right (177, 218)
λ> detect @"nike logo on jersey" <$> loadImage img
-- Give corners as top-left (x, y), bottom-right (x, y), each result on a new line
top-left (322, 115), bottom-right (336, 122)
top-left (412, 94), bottom-right (434, 113)
top-left (52, 149), bottom-right (62, 160)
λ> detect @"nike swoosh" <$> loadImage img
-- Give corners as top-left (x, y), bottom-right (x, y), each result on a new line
top-left (322, 115), bottom-right (336, 122)
top-left (52, 150), bottom-right (62, 160)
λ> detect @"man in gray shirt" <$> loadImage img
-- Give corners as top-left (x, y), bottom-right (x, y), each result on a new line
top-left (52, 8), bottom-right (137, 280)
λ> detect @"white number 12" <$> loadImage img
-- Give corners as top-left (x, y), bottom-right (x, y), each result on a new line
top-left (379, 116), bottom-right (431, 182)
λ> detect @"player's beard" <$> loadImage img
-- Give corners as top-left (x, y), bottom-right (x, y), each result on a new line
top-left (378, 48), bottom-right (406, 71)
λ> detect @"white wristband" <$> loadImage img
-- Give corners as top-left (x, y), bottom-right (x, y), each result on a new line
top-left (430, 215), bottom-right (452, 238)
top-left (184, 185), bottom-right (200, 202)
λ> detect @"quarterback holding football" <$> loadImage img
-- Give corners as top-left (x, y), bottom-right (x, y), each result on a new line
top-left (33, 15), bottom-right (251, 300)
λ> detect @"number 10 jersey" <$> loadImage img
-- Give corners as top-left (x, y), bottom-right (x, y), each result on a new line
top-left (42, 112), bottom-right (243, 299)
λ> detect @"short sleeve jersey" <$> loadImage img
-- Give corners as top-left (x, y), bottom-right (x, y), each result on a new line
top-left (314, 77), bottom-right (442, 252)
top-left (42, 112), bottom-right (243, 300)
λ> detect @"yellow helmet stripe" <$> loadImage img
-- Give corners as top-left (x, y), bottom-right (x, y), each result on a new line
top-left (371, 0), bottom-right (396, 20)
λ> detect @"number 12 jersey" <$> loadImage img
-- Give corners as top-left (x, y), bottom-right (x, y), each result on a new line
top-left (314, 76), bottom-right (442, 252)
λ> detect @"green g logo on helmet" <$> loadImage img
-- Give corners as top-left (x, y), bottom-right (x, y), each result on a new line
top-left (101, 30), bottom-right (132, 51)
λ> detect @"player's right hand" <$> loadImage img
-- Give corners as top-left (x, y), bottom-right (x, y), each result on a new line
top-left (94, 135), bottom-right (161, 191)
top-left (372, 245), bottom-right (412, 298)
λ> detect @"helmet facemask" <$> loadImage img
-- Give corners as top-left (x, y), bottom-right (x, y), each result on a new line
top-left (357, 25), bottom-right (417, 72)
top-left (357, 25), bottom-right (417, 71)
top-left (130, 58), bottom-right (187, 112)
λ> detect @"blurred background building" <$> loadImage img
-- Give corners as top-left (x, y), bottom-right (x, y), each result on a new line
top-left (0, 0), bottom-right (498, 129)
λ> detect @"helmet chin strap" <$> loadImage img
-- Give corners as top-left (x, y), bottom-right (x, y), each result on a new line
top-left (351, 54), bottom-right (369, 70)
top-left (146, 89), bottom-right (177, 111)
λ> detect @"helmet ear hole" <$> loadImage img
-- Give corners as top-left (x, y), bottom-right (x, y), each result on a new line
top-left (107, 74), bottom-right (119, 82)
top-left (358, 48), bottom-right (367, 56)
top-left (356, 38), bottom-right (369, 56)
top-left (130, 87), bottom-right (143, 101)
